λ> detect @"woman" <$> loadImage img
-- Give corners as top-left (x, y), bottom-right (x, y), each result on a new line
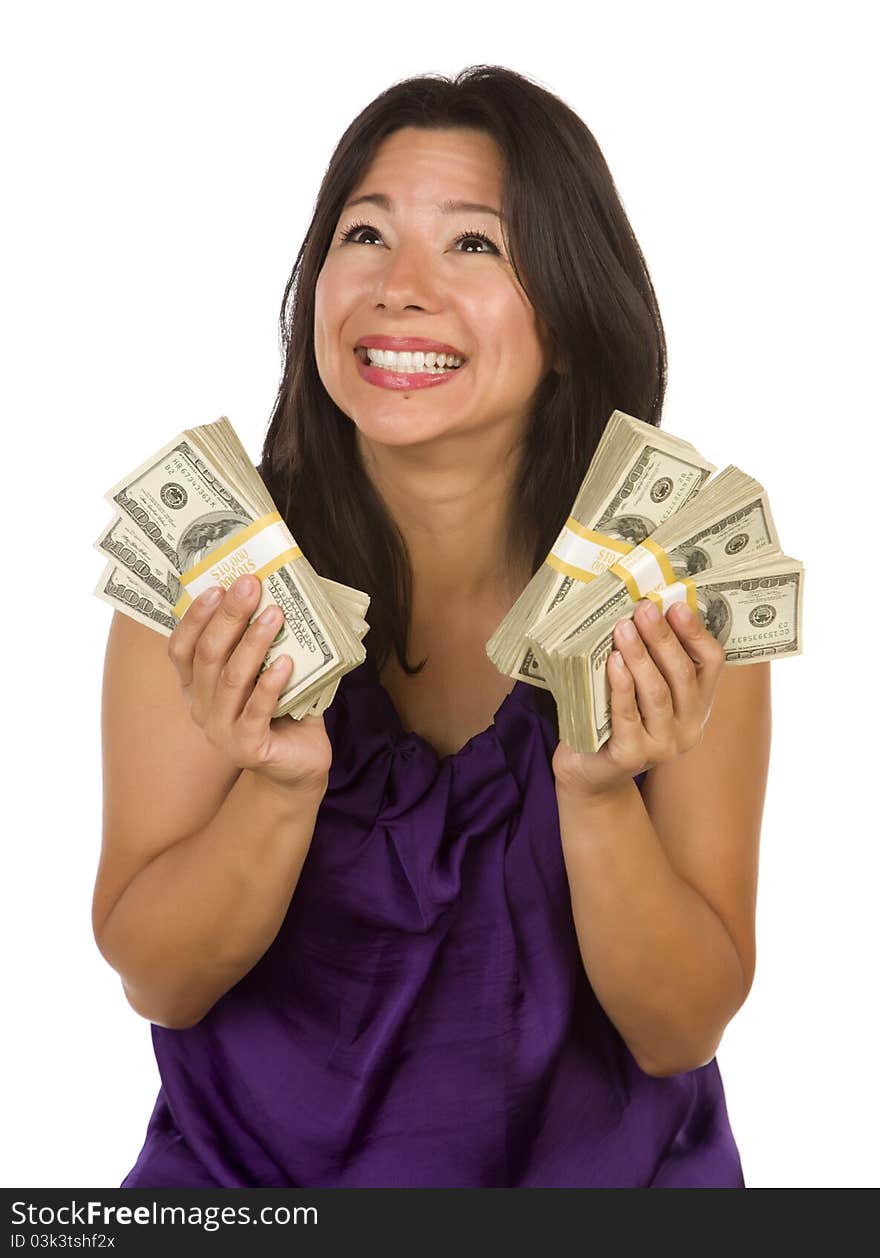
top-left (96, 65), bottom-right (771, 1187)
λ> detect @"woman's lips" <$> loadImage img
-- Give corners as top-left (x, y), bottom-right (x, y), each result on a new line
top-left (353, 348), bottom-right (466, 391)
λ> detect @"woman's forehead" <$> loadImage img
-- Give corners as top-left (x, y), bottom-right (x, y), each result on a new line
top-left (352, 127), bottom-right (504, 204)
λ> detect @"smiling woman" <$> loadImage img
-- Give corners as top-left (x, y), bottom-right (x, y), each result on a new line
top-left (310, 122), bottom-right (572, 746)
top-left (315, 127), bottom-right (547, 429)
top-left (261, 71), bottom-right (666, 686)
top-left (114, 65), bottom-right (756, 1190)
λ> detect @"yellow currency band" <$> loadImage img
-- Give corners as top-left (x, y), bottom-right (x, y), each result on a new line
top-left (644, 579), bottom-right (699, 617)
top-left (608, 536), bottom-right (677, 602)
top-left (173, 510), bottom-right (302, 619)
top-left (544, 517), bottom-right (633, 584)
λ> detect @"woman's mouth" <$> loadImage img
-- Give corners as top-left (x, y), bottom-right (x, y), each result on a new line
top-left (353, 346), bottom-right (468, 391)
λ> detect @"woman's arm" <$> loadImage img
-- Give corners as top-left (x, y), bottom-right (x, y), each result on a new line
top-left (96, 767), bottom-right (328, 1029)
top-left (555, 659), bottom-right (771, 1076)
top-left (93, 608), bottom-right (330, 1030)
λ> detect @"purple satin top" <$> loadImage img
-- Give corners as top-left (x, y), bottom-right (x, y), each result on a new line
top-left (120, 654), bottom-right (745, 1188)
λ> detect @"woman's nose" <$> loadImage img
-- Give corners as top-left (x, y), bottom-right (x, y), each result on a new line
top-left (373, 239), bottom-right (440, 309)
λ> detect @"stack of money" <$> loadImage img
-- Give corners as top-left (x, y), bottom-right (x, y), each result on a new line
top-left (93, 415), bottom-right (370, 719)
top-left (487, 410), bottom-right (718, 682)
top-left (487, 410), bottom-right (804, 754)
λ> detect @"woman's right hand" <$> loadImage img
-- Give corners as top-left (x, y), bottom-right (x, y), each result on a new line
top-left (167, 573), bottom-right (333, 793)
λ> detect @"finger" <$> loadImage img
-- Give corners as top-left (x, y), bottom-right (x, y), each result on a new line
top-left (240, 650), bottom-right (293, 729)
top-left (632, 599), bottom-right (700, 723)
top-left (665, 600), bottom-right (726, 707)
top-left (212, 601), bottom-right (287, 728)
top-left (167, 585), bottom-right (225, 688)
top-left (191, 575), bottom-right (262, 720)
top-left (613, 613), bottom-right (674, 743)
top-left (606, 649), bottom-right (645, 758)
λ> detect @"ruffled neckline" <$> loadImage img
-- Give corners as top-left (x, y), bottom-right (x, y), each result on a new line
top-left (312, 652), bottom-right (646, 930)
top-left (326, 653), bottom-right (645, 802)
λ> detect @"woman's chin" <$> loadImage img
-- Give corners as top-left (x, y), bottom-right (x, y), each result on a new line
top-left (351, 410), bottom-right (463, 448)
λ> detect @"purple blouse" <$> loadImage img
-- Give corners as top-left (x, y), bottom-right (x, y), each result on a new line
top-left (120, 654), bottom-right (745, 1188)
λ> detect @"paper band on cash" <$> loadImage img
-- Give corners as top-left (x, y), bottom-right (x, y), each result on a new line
top-left (608, 537), bottom-right (677, 601)
top-left (544, 517), bottom-right (633, 584)
top-left (644, 579), bottom-right (700, 617)
top-left (173, 511), bottom-right (303, 619)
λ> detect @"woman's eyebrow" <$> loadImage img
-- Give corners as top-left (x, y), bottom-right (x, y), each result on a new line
top-left (343, 192), bottom-right (502, 219)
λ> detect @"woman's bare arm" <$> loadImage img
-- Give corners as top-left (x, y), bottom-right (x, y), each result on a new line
top-left (95, 763), bottom-right (327, 1028)
top-left (555, 660), bottom-right (770, 1075)
top-left (93, 605), bottom-right (330, 1028)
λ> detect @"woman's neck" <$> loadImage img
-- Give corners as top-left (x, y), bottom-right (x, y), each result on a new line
top-left (356, 425), bottom-right (532, 608)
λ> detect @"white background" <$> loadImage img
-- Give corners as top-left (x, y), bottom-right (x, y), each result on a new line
top-left (2, 0), bottom-right (877, 1189)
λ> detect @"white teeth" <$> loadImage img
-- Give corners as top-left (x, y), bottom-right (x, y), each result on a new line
top-left (362, 347), bottom-right (464, 372)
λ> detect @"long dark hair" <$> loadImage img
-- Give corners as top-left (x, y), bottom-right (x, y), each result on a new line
top-left (257, 65), bottom-right (667, 676)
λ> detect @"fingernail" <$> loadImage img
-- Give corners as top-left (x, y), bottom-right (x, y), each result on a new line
top-left (643, 600), bottom-right (660, 621)
top-left (675, 603), bottom-right (695, 623)
top-left (618, 618), bottom-right (637, 640)
top-left (235, 575), bottom-right (257, 599)
top-left (202, 586), bottom-right (223, 606)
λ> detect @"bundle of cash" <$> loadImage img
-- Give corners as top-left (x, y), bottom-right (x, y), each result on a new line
top-left (486, 410), bottom-right (718, 683)
top-left (487, 411), bottom-right (804, 754)
top-left (93, 416), bottom-right (370, 719)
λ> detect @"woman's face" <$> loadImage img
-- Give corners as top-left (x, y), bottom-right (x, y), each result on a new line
top-left (314, 126), bottom-right (553, 450)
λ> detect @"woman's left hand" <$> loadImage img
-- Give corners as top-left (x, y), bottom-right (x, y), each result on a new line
top-left (551, 598), bottom-right (726, 799)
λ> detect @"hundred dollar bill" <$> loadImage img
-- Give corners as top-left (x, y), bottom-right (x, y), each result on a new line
top-left (522, 457), bottom-right (784, 674)
top-left (526, 464), bottom-right (782, 667)
top-left (92, 559), bottom-right (369, 718)
top-left (94, 416), bottom-right (370, 719)
top-left (486, 410), bottom-right (717, 688)
top-left (526, 554), bottom-right (804, 754)
top-left (93, 560), bottom-right (179, 635)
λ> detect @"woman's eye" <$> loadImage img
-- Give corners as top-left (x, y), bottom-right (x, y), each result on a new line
top-left (454, 231), bottom-right (499, 254)
top-left (339, 222), bottom-right (381, 245)
top-left (338, 222), bottom-right (499, 255)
